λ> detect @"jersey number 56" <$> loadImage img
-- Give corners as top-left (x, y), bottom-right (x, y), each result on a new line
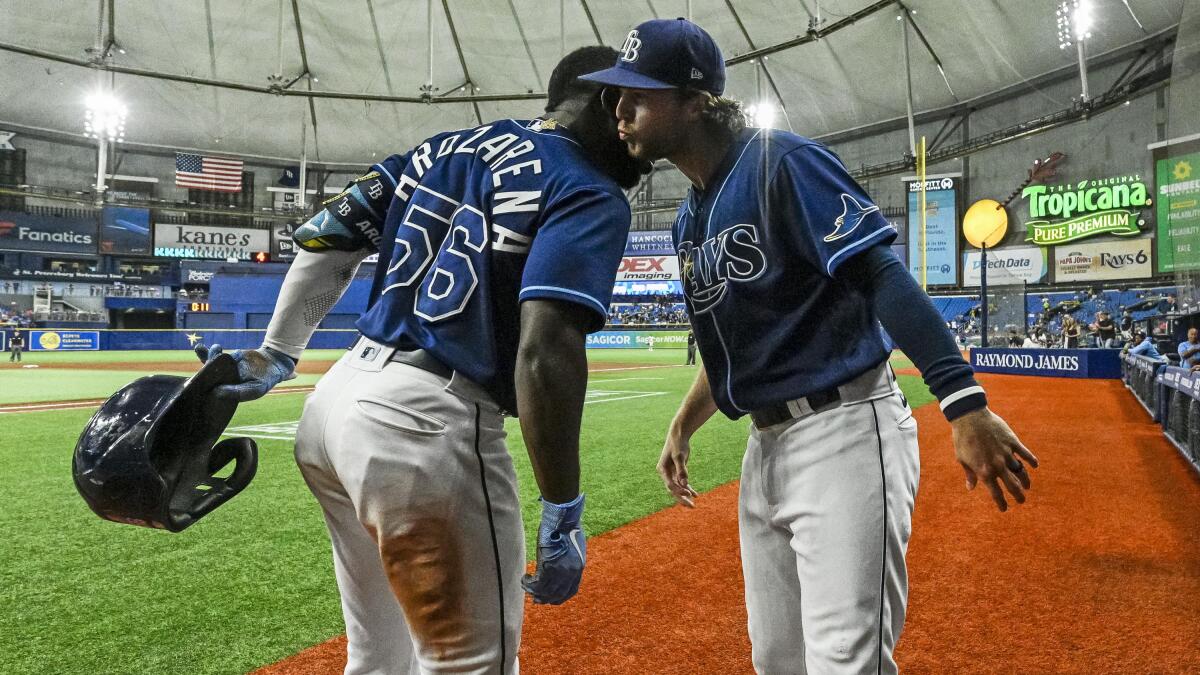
top-left (381, 185), bottom-right (487, 322)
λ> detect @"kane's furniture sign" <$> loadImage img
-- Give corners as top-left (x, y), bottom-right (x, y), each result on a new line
top-left (154, 224), bottom-right (269, 260)
top-left (1054, 237), bottom-right (1152, 282)
top-left (1156, 151), bottom-right (1200, 273)
top-left (971, 348), bottom-right (1121, 379)
top-left (962, 246), bottom-right (1047, 286)
top-left (1022, 175), bottom-right (1149, 245)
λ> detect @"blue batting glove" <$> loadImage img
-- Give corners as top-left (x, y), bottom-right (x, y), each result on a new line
top-left (521, 493), bottom-right (586, 605)
top-left (194, 343), bottom-right (297, 402)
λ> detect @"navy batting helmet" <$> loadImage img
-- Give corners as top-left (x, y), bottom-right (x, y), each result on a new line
top-left (72, 353), bottom-right (258, 532)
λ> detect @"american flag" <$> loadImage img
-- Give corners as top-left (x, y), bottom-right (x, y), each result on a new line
top-left (175, 153), bottom-right (243, 192)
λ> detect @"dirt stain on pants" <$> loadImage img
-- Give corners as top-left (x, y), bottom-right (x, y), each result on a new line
top-left (376, 518), bottom-right (470, 661)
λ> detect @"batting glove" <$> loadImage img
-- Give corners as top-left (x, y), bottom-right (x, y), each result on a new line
top-left (522, 493), bottom-right (586, 605)
top-left (194, 343), bottom-right (297, 402)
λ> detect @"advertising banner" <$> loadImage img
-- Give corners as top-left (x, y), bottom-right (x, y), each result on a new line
top-left (1156, 151), bottom-right (1200, 272)
top-left (970, 347), bottom-right (1121, 379)
top-left (271, 221), bottom-right (298, 261)
top-left (905, 176), bottom-right (958, 285)
top-left (0, 210), bottom-right (97, 253)
top-left (1053, 237), bottom-right (1153, 282)
top-left (28, 330), bottom-right (100, 351)
top-left (625, 231), bottom-right (674, 256)
top-left (615, 255), bottom-right (680, 281)
top-left (179, 260), bottom-right (227, 285)
top-left (586, 330), bottom-right (689, 349)
top-left (153, 223), bottom-right (270, 260)
top-left (962, 246), bottom-right (1047, 286)
top-left (100, 206), bottom-right (152, 255)
top-left (1021, 174), bottom-right (1150, 246)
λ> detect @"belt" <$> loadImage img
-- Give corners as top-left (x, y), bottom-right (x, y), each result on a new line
top-left (749, 387), bottom-right (842, 430)
top-left (389, 348), bottom-right (453, 380)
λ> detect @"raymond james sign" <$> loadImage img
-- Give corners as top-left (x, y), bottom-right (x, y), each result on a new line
top-left (1022, 175), bottom-right (1150, 245)
top-left (971, 347), bottom-right (1121, 379)
top-left (154, 224), bottom-right (269, 260)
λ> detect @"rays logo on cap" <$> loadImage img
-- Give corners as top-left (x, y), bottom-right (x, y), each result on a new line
top-left (620, 30), bottom-right (642, 62)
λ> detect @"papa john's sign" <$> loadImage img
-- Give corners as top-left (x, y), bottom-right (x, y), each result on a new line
top-left (1022, 175), bottom-right (1150, 245)
top-left (616, 255), bottom-right (680, 281)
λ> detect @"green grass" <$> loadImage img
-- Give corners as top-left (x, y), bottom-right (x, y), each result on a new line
top-left (0, 350), bottom-right (930, 673)
top-left (0, 369), bottom-right (323, 405)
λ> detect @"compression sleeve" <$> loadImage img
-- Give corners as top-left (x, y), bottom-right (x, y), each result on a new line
top-left (837, 244), bottom-right (988, 421)
top-left (261, 248), bottom-right (369, 360)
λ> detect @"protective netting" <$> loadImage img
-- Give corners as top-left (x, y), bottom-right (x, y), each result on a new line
top-left (981, 263), bottom-right (1029, 347)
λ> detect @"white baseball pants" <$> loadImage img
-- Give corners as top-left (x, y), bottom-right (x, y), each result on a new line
top-left (739, 363), bottom-right (920, 674)
top-left (294, 338), bottom-right (525, 674)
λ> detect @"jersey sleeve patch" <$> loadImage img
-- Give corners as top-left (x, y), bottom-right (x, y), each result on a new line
top-left (771, 144), bottom-right (897, 277)
top-left (520, 188), bottom-right (630, 331)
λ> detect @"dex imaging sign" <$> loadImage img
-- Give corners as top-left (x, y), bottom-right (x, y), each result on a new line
top-left (154, 224), bottom-right (269, 260)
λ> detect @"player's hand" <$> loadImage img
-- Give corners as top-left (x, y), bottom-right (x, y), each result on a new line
top-left (658, 428), bottom-right (698, 508)
top-left (522, 494), bottom-right (586, 605)
top-left (950, 407), bottom-right (1039, 512)
top-left (194, 343), bottom-right (297, 402)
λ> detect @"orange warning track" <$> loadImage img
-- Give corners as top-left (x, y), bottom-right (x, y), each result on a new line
top-left (258, 374), bottom-right (1200, 673)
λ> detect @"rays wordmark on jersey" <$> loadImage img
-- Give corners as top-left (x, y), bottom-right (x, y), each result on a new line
top-left (677, 223), bottom-right (767, 314)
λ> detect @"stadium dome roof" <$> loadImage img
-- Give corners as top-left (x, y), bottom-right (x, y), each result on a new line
top-left (0, 0), bottom-right (1184, 166)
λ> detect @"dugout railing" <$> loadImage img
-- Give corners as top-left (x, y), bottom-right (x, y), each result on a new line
top-left (1128, 361), bottom-right (1200, 476)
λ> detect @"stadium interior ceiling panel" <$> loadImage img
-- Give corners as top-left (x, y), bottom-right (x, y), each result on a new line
top-left (0, 0), bottom-right (1185, 164)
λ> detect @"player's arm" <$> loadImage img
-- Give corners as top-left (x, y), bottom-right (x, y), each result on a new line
top-left (837, 244), bottom-right (1039, 512)
top-left (658, 364), bottom-right (718, 508)
top-left (514, 299), bottom-right (592, 504)
top-left (195, 155), bottom-right (409, 401)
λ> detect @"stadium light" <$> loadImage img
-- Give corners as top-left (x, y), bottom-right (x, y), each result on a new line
top-left (1057, 0), bottom-right (1094, 49)
top-left (746, 102), bottom-right (776, 129)
top-left (83, 91), bottom-right (127, 142)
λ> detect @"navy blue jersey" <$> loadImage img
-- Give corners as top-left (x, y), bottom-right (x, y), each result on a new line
top-left (674, 128), bottom-right (897, 418)
top-left (355, 119), bottom-right (631, 412)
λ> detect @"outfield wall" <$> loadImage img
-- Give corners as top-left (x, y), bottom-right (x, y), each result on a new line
top-left (5, 328), bottom-right (359, 352)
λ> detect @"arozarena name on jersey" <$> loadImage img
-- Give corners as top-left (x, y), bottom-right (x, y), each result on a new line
top-left (394, 123), bottom-right (545, 226)
top-left (973, 352), bottom-right (1080, 371)
top-left (677, 224), bottom-right (767, 313)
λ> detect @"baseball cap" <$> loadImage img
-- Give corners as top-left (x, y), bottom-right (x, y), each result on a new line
top-left (579, 18), bottom-right (725, 96)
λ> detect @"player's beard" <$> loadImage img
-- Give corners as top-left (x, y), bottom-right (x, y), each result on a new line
top-left (581, 129), bottom-right (652, 189)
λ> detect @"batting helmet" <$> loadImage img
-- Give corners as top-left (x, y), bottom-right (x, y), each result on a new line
top-left (72, 353), bottom-right (258, 532)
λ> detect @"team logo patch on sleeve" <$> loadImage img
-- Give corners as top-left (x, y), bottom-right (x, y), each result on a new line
top-left (823, 193), bottom-right (880, 243)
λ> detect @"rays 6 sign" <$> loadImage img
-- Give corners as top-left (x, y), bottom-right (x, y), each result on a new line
top-left (1053, 237), bottom-right (1152, 282)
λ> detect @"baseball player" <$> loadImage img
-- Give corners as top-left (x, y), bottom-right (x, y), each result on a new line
top-left (196, 46), bottom-right (648, 673)
top-left (584, 19), bottom-right (1039, 674)
top-left (685, 330), bottom-right (696, 365)
top-left (9, 330), bottom-right (23, 362)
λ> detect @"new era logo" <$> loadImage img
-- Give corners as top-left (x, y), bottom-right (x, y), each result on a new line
top-left (690, 68), bottom-right (703, 80)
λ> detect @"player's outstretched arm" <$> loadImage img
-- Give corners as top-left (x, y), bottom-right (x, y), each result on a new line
top-left (658, 364), bottom-right (719, 508)
top-left (837, 244), bottom-right (1039, 512)
top-left (515, 298), bottom-right (593, 605)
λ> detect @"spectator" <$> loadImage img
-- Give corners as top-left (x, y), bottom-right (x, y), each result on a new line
top-left (1125, 330), bottom-right (1166, 362)
top-left (1093, 311), bottom-right (1117, 348)
top-left (1158, 293), bottom-right (1177, 314)
top-left (1061, 316), bottom-right (1083, 348)
top-left (1006, 328), bottom-right (1022, 347)
top-left (1119, 309), bottom-right (1134, 335)
top-left (1022, 332), bottom-right (1043, 348)
top-left (1179, 327), bottom-right (1200, 368)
